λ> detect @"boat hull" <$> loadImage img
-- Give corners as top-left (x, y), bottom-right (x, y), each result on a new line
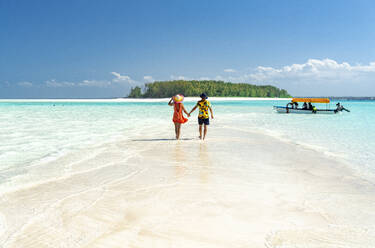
top-left (273, 106), bottom-right (337, 114)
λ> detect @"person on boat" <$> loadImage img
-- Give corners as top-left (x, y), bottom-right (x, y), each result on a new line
top-left (336, 102), bottom-right (343, 112)
top-left (168, 94), bottom-right (190, 140)
top-left (293, 102), bottom-right (298, 109)
top-left (189, 93), bottom-right (214, 140)
top-left (302, 102), bottom-right (308, 110)
top-left (308, 102), bottom-right (313, 110)
top-left (335, 102), bottom-right (350, 112)
top-left (312, 106), bottom-right (317, 113)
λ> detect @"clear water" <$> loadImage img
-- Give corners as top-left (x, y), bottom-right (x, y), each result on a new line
top-left (215, 100), bottom-right (375, 175)
top-left (0, 99), bottom-right (374, 192)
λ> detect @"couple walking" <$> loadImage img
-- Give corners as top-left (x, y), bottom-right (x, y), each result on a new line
top-left (168, 93), bottom-right (214, 140)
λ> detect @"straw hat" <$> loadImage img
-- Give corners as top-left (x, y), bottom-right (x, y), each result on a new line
top-left (173, 94), bottom-right (184, 103)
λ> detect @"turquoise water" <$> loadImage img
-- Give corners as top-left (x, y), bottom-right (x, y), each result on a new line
top-left (216, 100), bottom-right (375, 173)
top-left (0, 99), bottom-right (374, 191)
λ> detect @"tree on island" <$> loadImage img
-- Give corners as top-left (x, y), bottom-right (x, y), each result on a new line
top-left (128, 80), bottom-right (291, 98)
top-left (128, 86), bottom-right (142, 98)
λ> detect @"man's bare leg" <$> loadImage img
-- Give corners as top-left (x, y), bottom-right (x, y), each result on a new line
top-left (199, 125), bottom-right (203, 139)
top-left (203, 125), bottom-right (208, 140)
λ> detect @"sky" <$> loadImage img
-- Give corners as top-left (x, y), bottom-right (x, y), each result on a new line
top-left (1, 0), bottom-right (375, 98)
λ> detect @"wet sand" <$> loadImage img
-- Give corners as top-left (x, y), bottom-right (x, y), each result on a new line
top-left (1, 126), bottom-right (375, 247)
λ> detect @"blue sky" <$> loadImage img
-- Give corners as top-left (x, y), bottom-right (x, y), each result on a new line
top-left (1, 0), bottom-right (375, 98)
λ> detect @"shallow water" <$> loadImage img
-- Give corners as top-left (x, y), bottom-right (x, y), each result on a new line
top-left (0, 99), bottom-right (374, 192)
top-left (215, 100), bottom-right (375, 173)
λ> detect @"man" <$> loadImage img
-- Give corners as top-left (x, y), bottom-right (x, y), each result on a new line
top-left (189, 93), bottom-right (214, 140)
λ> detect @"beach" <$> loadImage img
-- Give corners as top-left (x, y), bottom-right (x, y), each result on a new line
top-left (0, 99), bottom-right (375, 247)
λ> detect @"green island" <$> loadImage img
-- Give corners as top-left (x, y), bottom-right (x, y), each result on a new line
top-left (128, 80), bottom-right (291, 98)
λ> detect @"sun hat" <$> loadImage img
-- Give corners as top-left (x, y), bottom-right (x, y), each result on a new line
top-left (200, 93), bottom-right (208, 99)
top-left (173, 94), bottom-right (184, 103)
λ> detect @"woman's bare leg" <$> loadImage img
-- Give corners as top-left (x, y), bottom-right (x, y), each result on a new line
top-left (176, 123), bottom-right (181, 139)
top-left (174, 122), bottom-right (178, 139)
top-left (199, 125), bottom-right (203, 139)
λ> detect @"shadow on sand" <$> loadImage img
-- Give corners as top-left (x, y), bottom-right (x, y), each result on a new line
top-left (132, 138), bottom-right (194, 142)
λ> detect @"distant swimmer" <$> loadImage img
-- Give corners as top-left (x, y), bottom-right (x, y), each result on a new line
top-left (188, 93), bottom-right (214, 140)
top-left (168, 94), bottom-right (190, 140)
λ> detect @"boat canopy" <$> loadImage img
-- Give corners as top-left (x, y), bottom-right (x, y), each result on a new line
top-left (292, 98), bottom-right (330, 103)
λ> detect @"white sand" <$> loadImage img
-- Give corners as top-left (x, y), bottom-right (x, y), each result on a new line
top-left (1, 126), bottom-right (375, 247)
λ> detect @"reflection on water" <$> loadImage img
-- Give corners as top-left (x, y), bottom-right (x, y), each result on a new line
top-left (173, 142), bottom-right (187, 179)
top-left (172, 142), bottom-right (211, 183)
top-left (199, 143), bottom-right (210, 183)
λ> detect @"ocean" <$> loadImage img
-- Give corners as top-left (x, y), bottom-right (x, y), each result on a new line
top-left (0, 99), bottom-right (374, 192)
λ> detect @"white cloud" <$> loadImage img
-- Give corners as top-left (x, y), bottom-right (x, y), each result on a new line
top-left (143, 75), bottom-right (154, 82)
top-left (170, 59), bottom-right (375, 95)
top-left (17, 59), bottom-right (374, 97)
top-left (169, 75), bottom-right (236, 82)
top-left (77, 80), bottom-right (111, 87)
top-left (170, 75), bottom-right (189, 80)
top-left (229, 58), bottom-right (375, 96)
top-left (45, 79), bottom-right (75, 87)
top-left (110, 72), bottom-right (136, 84)
top-left (18, 81), bottom-right (33, 87)
top-left (199, 77), bottom-right (211, 80)
top-left (44, 73), bottom-right (136, 89)
top-left (247, 59), bottom-right (375, 83)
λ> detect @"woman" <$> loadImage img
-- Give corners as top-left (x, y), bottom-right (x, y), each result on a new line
top-left (168, 94), bottom-right (190, 140)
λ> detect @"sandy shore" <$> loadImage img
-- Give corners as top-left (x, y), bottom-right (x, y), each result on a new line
top-left (1, 126), bottom-right (375, 247)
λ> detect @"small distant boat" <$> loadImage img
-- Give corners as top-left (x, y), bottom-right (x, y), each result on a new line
top-left (273, 98), bottom-right (350, 114)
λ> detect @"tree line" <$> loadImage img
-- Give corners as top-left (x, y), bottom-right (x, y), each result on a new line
top-left (128, 80), bottom-right (291, 98)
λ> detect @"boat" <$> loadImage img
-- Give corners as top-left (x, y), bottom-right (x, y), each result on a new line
top-left (273, 98), bottom-right (350, 114)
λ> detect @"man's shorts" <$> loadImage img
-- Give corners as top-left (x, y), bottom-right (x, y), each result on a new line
top-left (198, 117), bottom-right (209, 125)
